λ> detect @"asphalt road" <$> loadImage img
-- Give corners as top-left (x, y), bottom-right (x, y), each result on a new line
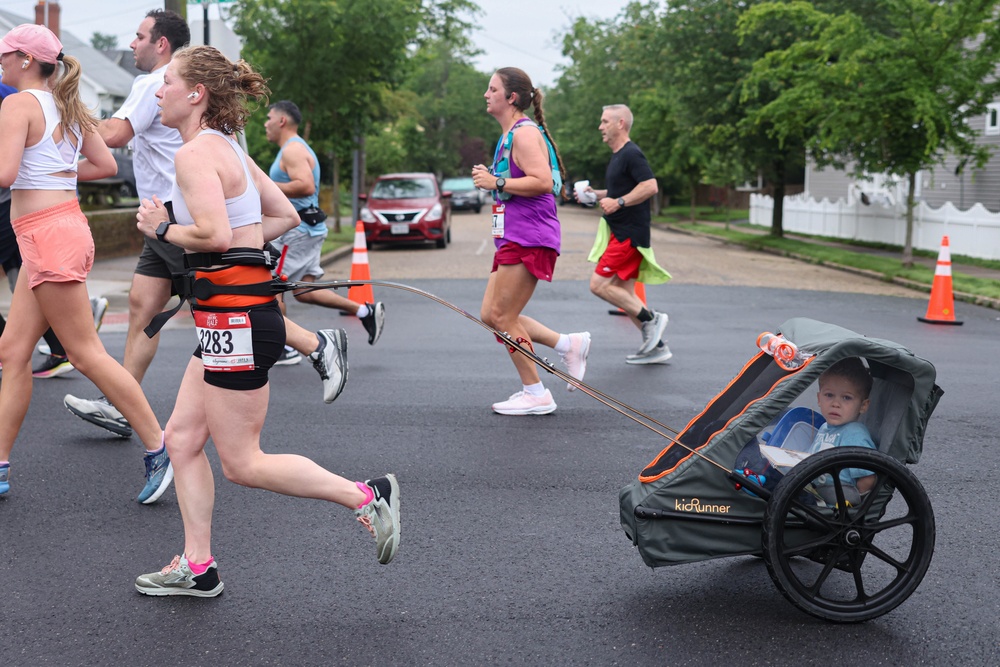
top-left (1, 207), bottom-right (998, 666)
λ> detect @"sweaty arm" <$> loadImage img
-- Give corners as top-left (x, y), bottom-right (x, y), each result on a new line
top-left (274, 140), bottom-right (316, 199)
top-left (98, 117), bottom-right (136, 149)
top-left (137, 141), bottom-right (234, 252)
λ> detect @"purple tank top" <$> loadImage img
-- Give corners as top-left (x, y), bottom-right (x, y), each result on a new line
top-left (495, 125), bottom-right (561, 253)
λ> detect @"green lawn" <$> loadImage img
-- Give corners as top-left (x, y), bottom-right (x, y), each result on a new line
top-left (664, 218), bottom-right (1000, 302)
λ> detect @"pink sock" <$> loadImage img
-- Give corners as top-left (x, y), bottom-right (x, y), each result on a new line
top-left (187, 555), bottom-right (214, 575)
top-left (356, 481), bottom-right (374, 508)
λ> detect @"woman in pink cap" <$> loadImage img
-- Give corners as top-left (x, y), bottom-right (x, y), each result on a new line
top-left (0, 24), bottom-right (171, 504)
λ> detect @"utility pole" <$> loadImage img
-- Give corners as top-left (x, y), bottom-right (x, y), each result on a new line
top-left (164, 0), bottom-right (187, 19)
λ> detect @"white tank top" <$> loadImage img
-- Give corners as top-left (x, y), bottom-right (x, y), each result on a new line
top-left (169, 129), bottom-right (261, 229)
top-left (11, 90), bottom-right (82, 191)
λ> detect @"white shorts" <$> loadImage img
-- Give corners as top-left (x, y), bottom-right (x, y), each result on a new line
top-left (275, 228), bottom-right (326, 282)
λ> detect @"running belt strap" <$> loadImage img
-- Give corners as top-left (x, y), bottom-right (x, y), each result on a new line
top-left (183, 246), bottom-right (279, 270)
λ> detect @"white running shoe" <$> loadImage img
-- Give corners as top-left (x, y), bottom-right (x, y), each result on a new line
top-left (560, 332), bottom-right (591, 392)
top-left (626, 344), bottom-right (673, 365)
top-left (638, 312), bottom-right (669, 355)
top-left (309, 329), bottom-right (349, 404)
top-left (64, 394), bottom-right (133, 437)
top-left (492, 389), bottom-right (557, 415)
top-left (274, 347), bottom-right (302, 366)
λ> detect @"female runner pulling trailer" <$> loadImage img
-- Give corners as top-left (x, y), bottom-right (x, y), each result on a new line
top-left (132, 46), bottom-right (399, 597)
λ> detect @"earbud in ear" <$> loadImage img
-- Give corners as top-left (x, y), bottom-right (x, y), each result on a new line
top-left (187, 92), bottom-right (198, 100)
top-left (22, 59), bottom-right (30, 70)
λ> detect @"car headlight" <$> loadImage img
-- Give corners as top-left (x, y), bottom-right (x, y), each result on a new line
top-left (428, 203), bottom-right (443, 219)
top-left (360, 207), bottom-right (376, 223)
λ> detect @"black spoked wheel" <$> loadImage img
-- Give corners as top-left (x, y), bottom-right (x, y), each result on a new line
top-left (762, 448), bottom-right (934, 623)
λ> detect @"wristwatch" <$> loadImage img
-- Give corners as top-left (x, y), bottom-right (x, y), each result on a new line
top-left (495, 177), bottom-right (506, 193)
top-left (155, 220), bottom-right (175, 244)
top-left (617, 197), bottom-right (626, 208)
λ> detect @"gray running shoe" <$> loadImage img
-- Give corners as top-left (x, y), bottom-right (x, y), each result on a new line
top-left (63, 394), bottom-right (133, 438)
top-left (626, 344), bottom-right (673, 365)
top-left (638, 312), bottom-right (669, 355)
top-left (355, 474), bottom-right (401, 564)
top-left (309, 329), bottom-right (349, 404)
top-left (138, 447), bottom-right (173, 505)
top-left (135, 555), bottom-right (224, 597)
top-left (360, 301), bottom-right (385, 345)
top-left (274, 347), bottom-right (302, 366)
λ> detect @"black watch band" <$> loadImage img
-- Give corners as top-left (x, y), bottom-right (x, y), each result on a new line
top-left (155, 220), bottom-right (175, 244)
top-left (496, 177), bottom-right (506, 193)
top-left (617, 197), bottom-right (626, 208)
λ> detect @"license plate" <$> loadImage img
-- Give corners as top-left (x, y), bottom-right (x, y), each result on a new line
top-left (391, 222), bottom-right (409, 234)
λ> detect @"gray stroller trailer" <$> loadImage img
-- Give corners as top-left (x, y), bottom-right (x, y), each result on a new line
top-left (619, 317), bottom-right (943, 623)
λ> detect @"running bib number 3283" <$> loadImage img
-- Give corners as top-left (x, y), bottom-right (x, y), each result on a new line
top-left (194, 310), bottom-right (254, 372)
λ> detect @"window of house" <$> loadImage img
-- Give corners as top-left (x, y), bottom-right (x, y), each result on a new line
top-left (987, 103), bottom-right (1000, 136)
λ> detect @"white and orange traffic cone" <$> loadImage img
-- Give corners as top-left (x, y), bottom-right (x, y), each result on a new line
top-left (918, 235), bottom-right (963, 325)
top-left (347, 220), bottom-right (375, 306)
top-left (609, 281), bottom-right (647, 316)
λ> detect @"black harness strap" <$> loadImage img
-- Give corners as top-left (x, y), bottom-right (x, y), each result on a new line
top-left (143, 247), bottom-right (283, 338)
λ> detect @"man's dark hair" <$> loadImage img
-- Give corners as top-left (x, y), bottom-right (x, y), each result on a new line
top-left (146, 9), bottom-right (190, 53)
top-left (270, 100), bottom-right (302, 126)
top-left (819, 357), bottom-right (873, 399)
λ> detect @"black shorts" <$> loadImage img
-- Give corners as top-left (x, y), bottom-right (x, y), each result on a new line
top-left (193, 299), bottom-right (285, 390)
top-left (135, 236), bottom-right (187, 283)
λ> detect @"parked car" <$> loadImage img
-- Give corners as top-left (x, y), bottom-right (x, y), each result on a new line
top-left (440, 176), bottom-right (485, 213)
top-left (360, 172), bottom-right (452, 248)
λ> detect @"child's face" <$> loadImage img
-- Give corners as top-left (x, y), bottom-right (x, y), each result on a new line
top-left (817, 376), bottom-right (870, 426)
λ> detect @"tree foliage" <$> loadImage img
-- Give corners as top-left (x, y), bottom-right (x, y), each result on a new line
top-left (740, 0), bottom-right (1000, 262)
top-left (90, 32), bottom-right (118, 51)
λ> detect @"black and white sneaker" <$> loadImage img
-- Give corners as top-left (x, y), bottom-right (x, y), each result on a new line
top-left (64, 394), bottom-right (134, 438)
top-left (626, 343), bottom-right (673, 365)
top-left (135, 555), bottom-right (224, 598)
top-left (359, 301), bottom-right (385, 345)
top-left (638, 312), bottom-right (669, 355)
top-left (309, 329), bottom-right (349, 404)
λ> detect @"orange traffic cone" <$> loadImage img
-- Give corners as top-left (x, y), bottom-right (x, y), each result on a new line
top-left (918, 235), bottom-right (963, 326)
top-left (347, 220), bottom-right (375, 306)
top-left (609, 282), bottom-right (647, 316)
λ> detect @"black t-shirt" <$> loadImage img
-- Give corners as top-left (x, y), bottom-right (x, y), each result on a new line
top-left (604, 141), bottom-right (655, 247)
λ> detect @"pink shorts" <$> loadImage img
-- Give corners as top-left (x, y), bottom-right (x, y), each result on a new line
top-left (595, 235), bottom-right (642, 281)
top-left (492, 241), bottom-right (558, 282)
top-left (11, 200), bottom-right (95, 289)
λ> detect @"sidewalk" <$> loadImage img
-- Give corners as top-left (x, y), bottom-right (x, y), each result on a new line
top-left (661, 219), bottom-right (1000, 310)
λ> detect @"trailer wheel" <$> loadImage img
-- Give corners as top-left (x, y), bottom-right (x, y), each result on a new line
top-left (762, 447), bottom-right (934, 623)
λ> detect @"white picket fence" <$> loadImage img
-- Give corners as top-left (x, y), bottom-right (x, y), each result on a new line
top-left (749, 193), bottom-right (1000, 260)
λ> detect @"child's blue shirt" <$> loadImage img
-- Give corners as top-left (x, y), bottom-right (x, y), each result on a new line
top-left (812, 421), bottom-right (875, 485)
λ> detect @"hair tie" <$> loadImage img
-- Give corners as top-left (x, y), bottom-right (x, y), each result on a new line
top-left (56, 52), bottom-right (64, 61)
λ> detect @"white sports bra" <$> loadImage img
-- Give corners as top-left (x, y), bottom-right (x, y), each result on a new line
top-left (169, 129), bottom-right (261, 229)
top-left (11, 90), bottom-right (82, 191)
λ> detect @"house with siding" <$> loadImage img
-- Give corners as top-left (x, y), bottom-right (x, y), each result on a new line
top-left (0, 4), bottom-right (134, 119)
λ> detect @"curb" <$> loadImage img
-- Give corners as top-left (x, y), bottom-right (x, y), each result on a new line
top-left (659, 222), bottom-right (1000, 312)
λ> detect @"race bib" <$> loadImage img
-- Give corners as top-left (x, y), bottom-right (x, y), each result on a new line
top-left (194, 310), bottom-right (254, 372)
top-left (492, 204), bottom-right (505, 238)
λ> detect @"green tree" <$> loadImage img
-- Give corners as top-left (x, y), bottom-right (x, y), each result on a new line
top-left (232, 0), bottom-right (421, 227)
top-left (90, 32), bottom-right (117, 51)
top-left (740, 0), bottom-right (1000, 263)
top-left (658, 0), bottom-right (806, 236)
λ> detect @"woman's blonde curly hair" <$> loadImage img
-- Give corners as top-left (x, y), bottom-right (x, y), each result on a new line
top-left (172, 45), bottom-right (270, 134)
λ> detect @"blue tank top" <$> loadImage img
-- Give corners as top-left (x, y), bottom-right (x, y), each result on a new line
top-left (269, 135), bottom-right (323, 237)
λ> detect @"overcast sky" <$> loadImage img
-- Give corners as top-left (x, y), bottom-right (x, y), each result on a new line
top-left (0, 0), bottom-right (631, 87)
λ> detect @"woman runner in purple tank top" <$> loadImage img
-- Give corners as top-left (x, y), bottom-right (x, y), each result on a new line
top-left (471, 68), bottom-right (591, 416)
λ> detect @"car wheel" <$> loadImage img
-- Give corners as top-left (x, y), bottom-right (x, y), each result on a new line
top-left (118, 181), bottom-right (137, 199)
top-left (474, 205), bottom-right (482, 214)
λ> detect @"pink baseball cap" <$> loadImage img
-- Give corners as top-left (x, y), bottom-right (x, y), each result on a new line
top-left (0, 24), bottom-right (64, 64)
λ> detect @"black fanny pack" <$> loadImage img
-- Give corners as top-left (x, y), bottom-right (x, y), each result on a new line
top-left (298, 205), bottom-right (327, 226)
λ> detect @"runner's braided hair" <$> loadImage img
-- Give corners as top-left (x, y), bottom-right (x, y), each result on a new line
top-left (495, 67), bottom-right (567, 186)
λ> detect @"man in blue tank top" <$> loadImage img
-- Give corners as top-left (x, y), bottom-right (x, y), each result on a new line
top-left (264, 101), bottom-right (385, 354)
